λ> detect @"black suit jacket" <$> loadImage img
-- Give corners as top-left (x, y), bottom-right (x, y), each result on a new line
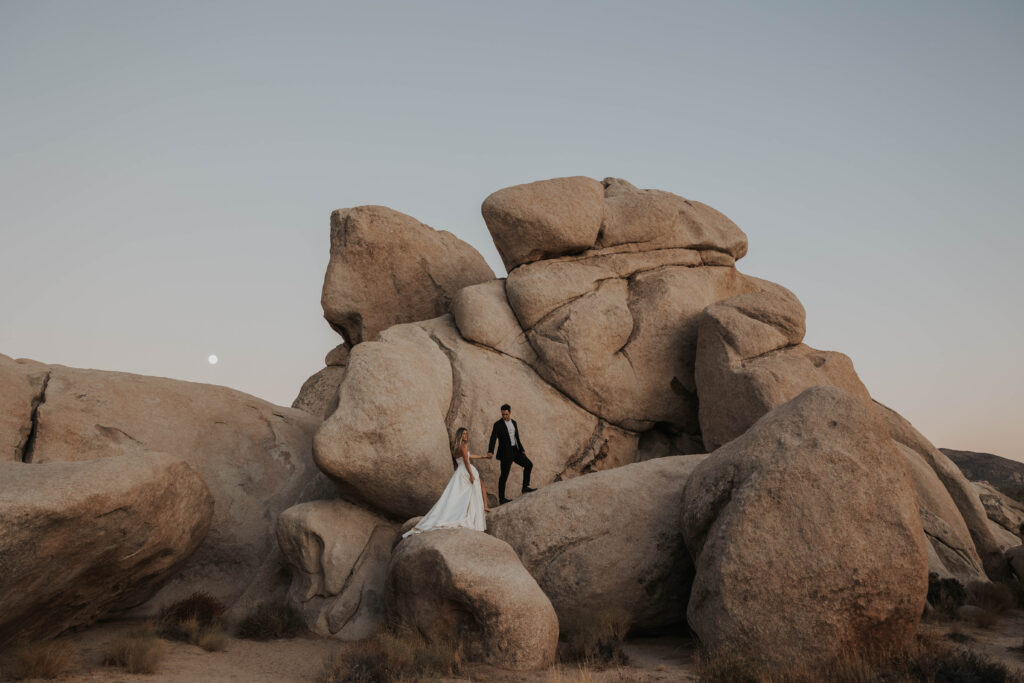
top-left (488, 419), bottom-right (525, 463)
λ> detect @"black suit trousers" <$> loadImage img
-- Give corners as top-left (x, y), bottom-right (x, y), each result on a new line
top-left (498, 449), bottom-right (533, 500)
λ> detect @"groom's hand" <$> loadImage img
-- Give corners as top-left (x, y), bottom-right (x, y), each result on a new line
top-left (486, 452), bottom-right (494, 459)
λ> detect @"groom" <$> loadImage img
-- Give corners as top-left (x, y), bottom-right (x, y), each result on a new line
top-left (486, 403), bottom-right (535, 504)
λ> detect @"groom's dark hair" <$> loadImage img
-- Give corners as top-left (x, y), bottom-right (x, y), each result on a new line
top-left (500, 403), bottom-right (511, 412)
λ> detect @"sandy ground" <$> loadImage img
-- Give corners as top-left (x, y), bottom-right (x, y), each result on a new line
top-left (1, 612), bottom-right (1021, 682)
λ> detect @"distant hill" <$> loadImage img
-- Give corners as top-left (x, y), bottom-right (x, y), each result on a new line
top-left (942, 448), bottom-right (1024, 505)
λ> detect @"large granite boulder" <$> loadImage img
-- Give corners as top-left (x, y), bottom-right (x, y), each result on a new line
top-left (387, 529), bottom-right (558, 671)
top-left (313, 323), bottom-right (454, 520)
top-left (277, 500), bottom-right (398, 640)
top-left (7, 360), bottom-right (334, 615)
top-left (681, 387), bottom-right (928, 674)
top-left (694, 283), bottom-right (871, 451)
top-left (0, 454), bottom-right (213, 647)
top-left (487, 177), bottom-right (754, 436)
top-left (321, 205), bottom-right (494, 346)
top-left (482, 176), bottom-right (605, 270)
top-left (487, 455), bottom-right (706, 638)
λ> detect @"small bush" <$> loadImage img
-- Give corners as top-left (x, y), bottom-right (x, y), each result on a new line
top-left (695, 646), bottom-right (771, 683)
top-left (159, 591), bottom-right (226, 642)
top-left (102, 624), bottom-right (168, 674)
top-left (546, 662), bottom-right (597, 682)
top-left (12, 639), bottom-right (76, 679)
top-left (558, 608), bottom-right (630, 667)
top-left (319, 626), bottom-right (461, 683)
top-left (966, 580), bottom-right (1018, 614)
top-left (945, 626), bottom-right (973, 643)
top-left (929, 573), bottom-right (967, 616)
top-left (236, 601), bottom-right (305, 640)
top-left (972, 608), bottom-right (1000, 629)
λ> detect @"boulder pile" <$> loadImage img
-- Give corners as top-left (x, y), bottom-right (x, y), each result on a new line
top-left (2, 175), bottom-right (1020, 676)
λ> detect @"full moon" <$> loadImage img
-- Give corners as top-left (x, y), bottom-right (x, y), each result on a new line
top-left (208, 354), bottom-right (218, 365)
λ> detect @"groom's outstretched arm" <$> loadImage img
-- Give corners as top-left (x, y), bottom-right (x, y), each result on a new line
top-left (487, 423), bottom-right (499, 457)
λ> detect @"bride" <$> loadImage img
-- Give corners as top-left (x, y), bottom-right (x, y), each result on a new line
top-left (403, 427), bottom-right (492, 537)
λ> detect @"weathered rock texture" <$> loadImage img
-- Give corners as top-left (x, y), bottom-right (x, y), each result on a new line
top-left (277, 500), bottom-right (399, 639)
top-left (313, 323), bottom-right (455, 520)
top-left (486, 177), bottom-right (755, 438)
top-left (0, 454), bottom-right (213, 647)
top-left (292, 365), bottom-right (347, 420)
top-left (971, 481), bottom-right (1024, 550)
top-left (487, 455), bottom-right (706, 637)
top-left (0, 355), bottom-right (50, 462)
top-left (7, 361), bottom-right (334, 614)
top-left (387, 529), bottom-right (558, 671)
top-left (321, 205), bottom-right (494, 346)
top-left (681, 387), bottom-right (928, 674)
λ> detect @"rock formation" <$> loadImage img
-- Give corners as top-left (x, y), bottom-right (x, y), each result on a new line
top-left (681, 387), bottom-right (928, 673)
top-left (488, 455), bottom-right (706, 638)
top-left (0, 357), bottom-right (334, 617)
top-left (386, 529), bottom-right (558, 671)
top-left (321, 205), bottom-right (494, 346)
top-left (0, 453), bottom-right (213, 647)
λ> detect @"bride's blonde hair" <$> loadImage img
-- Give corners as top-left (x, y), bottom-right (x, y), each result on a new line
top-left (451, 426), bottom-right (469, 459)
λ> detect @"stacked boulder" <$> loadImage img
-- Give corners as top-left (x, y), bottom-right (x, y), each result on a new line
top-left (279, 175), bottom-right (1020, 676)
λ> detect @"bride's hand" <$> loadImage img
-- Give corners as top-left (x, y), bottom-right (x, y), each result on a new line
top-left (469, 473), bottom-right (475, 484)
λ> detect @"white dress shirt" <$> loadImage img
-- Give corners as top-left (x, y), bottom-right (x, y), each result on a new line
top-left (504, 419), bottom-right (517, 447)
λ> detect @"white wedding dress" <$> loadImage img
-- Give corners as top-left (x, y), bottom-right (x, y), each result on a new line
top-left (403, 456), bottom-right (486, 537)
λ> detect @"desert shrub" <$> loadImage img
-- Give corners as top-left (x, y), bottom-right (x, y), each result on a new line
top-left (966, 580), bottom-right (1018, 614)
top-left (159, 591), bottom-right (226, 642)
top-left (319, 626), bottom-right (460, 683)
top-left (12, 639), bottom-right (76, 679)
top-left (928, 573), bottom-right (967, 616)
top-left (945, 626), bottom-right (973, 643)
top-left (102, 624), bottom-right (168, 674)
top-left (236, 601), bottom-right (305, 640)
top-left (558, 608), bottom-right (630, 667)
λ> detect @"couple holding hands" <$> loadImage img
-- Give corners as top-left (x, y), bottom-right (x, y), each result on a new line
top-left (403, 404), bottom-right (535, 537)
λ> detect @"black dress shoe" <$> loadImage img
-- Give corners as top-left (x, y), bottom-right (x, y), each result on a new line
top-left (521, 486), bottom-right (536, 493)
top-left (499, 497), bottom-right (511, 505)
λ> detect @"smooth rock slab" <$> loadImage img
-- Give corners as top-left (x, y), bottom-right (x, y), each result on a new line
top-left (386, 528), bottom-right (557, 671)
top-left (487, 455), bottom-right (707, 638)
top-left (277, 500), bottom-right (399, 640)
top-left (681, 387), bottom-right (928, 674)
top-left (0, 454), bottom-right (213, 647)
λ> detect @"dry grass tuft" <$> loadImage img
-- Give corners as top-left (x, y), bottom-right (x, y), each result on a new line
top-left (695, 633), bottom-right (1017, 683)
top-left (12, 639), bottom-right (76, 679)
top-left (967, 580), bottom-right (1020, 614)
top-left (102, 623), bottom-right (168, 674)
top-left (319, 626), bottom-right (461, 683)
top-left (928, 572), bottom-right (967, 616)
top-left (546, 662), bottom-right (597, 682)
top-left (236, 601), bottom-right (306, 640)
top-left (558, 608), bottom-right (631, 668)
top-left (159, 591), bottom-right (227, 646)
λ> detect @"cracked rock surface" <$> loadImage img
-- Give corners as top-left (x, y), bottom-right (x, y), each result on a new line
top-left (277, 499), bottom-right (398, 640)
top-left (1, 359), bottom-right (334, 616)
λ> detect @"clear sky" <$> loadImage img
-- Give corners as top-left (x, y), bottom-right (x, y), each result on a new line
top-left (2, 1), bottom-right (1021, 462)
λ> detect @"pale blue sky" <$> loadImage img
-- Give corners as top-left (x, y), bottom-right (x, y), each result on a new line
top-left (2, 1), bottom-right (1021, 461)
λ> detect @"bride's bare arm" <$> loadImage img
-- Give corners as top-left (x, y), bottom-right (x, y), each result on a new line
top-left (461, 443), bottom-right (474, 483)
